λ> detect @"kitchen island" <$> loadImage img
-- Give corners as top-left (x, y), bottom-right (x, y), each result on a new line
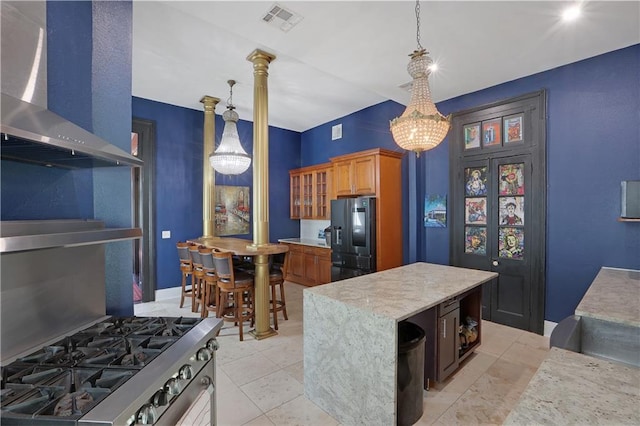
top-left (505, 267), bottom-right (640, 424)
top-left (303, 262), bottom-right (497, 425)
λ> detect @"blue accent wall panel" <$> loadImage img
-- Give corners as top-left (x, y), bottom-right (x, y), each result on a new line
top-left (92, 0), bottom-right (134, 316)
top-left (300, 102), bottom-right (405, 165)
top-left (1, 162), bottom-right (93, 220)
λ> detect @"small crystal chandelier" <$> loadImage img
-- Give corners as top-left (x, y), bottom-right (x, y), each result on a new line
top-left (209, 80), bottom-right (251, 175)
top-left (390, 0), bottom-right (451, 157)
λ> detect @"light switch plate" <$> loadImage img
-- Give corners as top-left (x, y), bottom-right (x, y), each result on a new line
top-left (162, 230), bottom-right (171, 239)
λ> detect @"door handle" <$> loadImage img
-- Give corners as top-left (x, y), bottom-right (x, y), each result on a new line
top-left (442, 319), bottom-right (446, 338)
top-left (492, 260), bottom-right (499, 266)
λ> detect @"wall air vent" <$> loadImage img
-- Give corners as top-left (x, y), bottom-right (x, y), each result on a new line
top-left (262, 3), bottom-right (303, 32)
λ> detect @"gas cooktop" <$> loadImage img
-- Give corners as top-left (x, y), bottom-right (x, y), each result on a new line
top-left (1, 316), bottom-right (201, 424)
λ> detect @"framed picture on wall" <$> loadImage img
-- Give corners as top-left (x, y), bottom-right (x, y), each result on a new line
top-left (215, 185), bottom-right (251, 236)
top-left (482, 118), bottom-right (502, 147)
top-left (463, 123), bottom-right (481, 150)
top-left (424, 195), bottom-right (447, 227)
top-left (504, 113), bottom-right (523, 143)
top-left (465, 197), bottom-right (487, 224)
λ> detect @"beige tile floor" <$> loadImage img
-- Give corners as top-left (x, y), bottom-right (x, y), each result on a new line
top-left (135, 282), bottom-right (550, 425)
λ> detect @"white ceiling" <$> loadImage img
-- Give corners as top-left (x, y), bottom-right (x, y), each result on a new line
top-left (132, 1), bottom-right (640, 132)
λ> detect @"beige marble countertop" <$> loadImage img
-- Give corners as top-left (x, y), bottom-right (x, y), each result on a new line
top-left (305, 262), bottom-right (497, 321)
top-left (575, 267), bottom-right (640, 327)
top-left (278, 238), bottom-right (330, 248)
top-left (504, 347), bottom-right (640, 425)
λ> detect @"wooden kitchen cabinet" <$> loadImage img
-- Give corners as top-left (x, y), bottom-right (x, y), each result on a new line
top-left (281, 243), bottom-right (331, 286)
top-left (289, 163), bottom-right (332, 220)
top-left (333, 154), bottom-right (376, 196)
top-left (330, 148), bottom-right (404, 272)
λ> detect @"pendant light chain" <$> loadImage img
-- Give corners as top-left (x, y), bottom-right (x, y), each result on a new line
top-left (227, 80), bottom-right (236, 109)
top-left (415, 0), bottom-right (423, 51)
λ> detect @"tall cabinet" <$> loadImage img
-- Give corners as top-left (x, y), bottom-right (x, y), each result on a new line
top-left (329, 148), bottom-right (403, 272)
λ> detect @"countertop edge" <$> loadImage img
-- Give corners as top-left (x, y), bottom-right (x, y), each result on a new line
top-left (278, 238), bottom-right (330, 248)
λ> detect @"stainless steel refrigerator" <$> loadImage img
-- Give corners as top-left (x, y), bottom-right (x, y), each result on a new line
top-left (330, 197), bottom-right (376, 281)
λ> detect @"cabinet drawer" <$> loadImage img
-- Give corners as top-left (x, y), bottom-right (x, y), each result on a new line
top-left (303, 246), bottom-right (330, 257)
top-left (438, 298), bottom-right (459, 317)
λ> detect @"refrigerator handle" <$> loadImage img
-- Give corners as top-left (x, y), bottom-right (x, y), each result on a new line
top-left (334, 226), bottom-right (342, 245)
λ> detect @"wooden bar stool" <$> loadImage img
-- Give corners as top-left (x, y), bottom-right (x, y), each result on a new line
top-left (269, 252), bottom-right (289, 330)
top-left (188, 244), bottom-right (205, 313)
top-left (212, 250), bottom-right (255, 341)
top-left (198, 247), bottom-right (218, 318)
top-left (176, 242), bottom-right (193, 309)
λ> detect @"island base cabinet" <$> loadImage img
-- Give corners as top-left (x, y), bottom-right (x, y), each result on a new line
top-left (408, 285), bottom-right (483, 387)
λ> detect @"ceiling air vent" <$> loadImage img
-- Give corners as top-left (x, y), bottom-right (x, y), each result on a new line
top-left (262, 3), bottom-right (303, 32)
top-left (399, 81), bottom-right (413, 91)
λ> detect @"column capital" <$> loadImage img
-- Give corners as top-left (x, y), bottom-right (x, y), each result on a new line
top-left (200, 96), bottom-right (220, 111)
top-left (247, 49), bottom-right (276, 65)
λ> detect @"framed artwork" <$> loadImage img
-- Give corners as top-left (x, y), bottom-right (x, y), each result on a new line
top-left (424, 195), bottom-right (447, 227)
top-left (499, 227), bottom-right (524, 259)
top-left (499, 196), bottom-right (524, 226)
top-left (465, 197), bottom-right (487, 224)
top-left (465, 226), bottom-right (487, 255)
top-left (504, 114), bottom-right (523, 143)
top-left (215, 185), bottom-right (251, 236)
top-left (482, 118), bottom-right (502, 147)
top-left (499, 163), bottom-right (525, 195)
top-left (463, 123), bottom-right (481, 150)
top-left (464, 167), bottom-right (488, 196)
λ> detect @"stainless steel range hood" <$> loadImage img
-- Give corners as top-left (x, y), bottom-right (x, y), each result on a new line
top-left (1, 92), bottom-right (143, 169)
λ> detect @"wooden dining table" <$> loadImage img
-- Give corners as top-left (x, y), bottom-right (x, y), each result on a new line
top-left (188, 236), bottom-right (289, 339)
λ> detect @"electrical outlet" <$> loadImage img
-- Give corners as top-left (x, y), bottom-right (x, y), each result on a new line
top-left (162, 230), bottom-right (171, 239)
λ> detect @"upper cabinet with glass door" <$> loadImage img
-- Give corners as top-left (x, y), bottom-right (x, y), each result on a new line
top-left (289, 163), bottom-right (333, 220)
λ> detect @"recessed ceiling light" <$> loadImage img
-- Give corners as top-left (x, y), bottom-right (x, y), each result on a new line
top-left (562, 4), bottom-right (582, 22)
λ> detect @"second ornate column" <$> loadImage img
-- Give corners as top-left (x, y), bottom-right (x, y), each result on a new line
top-left (247, 49), bottom-right (277, 339)
top-left (200, 95), bottom-right (220, 238)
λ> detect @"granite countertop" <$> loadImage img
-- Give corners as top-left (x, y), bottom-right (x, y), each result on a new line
top-left (575, 267), bottom-right (640, 327)
top-left (278, 238), bottom-right (330, 248)
top-left (305, 262), bottom-right (497, 321)
top-left (504, 347), bottom-right (640, 425)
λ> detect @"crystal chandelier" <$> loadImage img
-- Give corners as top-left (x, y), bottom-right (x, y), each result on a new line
top-left (209, 80), bottom-right (251, 175)
top-left (390, 0), bottom-right (451, 157)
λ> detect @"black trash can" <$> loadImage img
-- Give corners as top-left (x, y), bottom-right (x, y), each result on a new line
top-left (397, 321), bottom-right (426, 426)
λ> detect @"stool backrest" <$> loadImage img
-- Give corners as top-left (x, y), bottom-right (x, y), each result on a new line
top-left (199, 247), bottom-right (215, 272)
top-left (177, 242), bottom-right (192, 264)
top-left (189, 245), bottom-right (203, 267)
top-left (212, 251), bottom-right (234, 281)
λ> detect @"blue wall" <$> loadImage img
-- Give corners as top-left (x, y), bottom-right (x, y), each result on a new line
top-left (131, 97), bottom-right (301, 290)
top-left (301, 45), bottom-right (639, 324)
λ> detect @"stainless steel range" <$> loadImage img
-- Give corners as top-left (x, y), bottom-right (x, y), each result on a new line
top-left (1, 316), bottom-right (222, 425)
top-left (0, 220), bottom-right (223, 425)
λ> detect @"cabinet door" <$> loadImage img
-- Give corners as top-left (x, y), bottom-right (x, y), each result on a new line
top-left (290, 172), bottom-right (301, 219)
top-left (301, 171), bottom-right (314, 219)
top-left (334, 160), bottom-right (353, 196)
top-left (304, 250), bottom-right (318, 284)
top-left (288, 246), bottom-right (305, 282)
top-left (314, 168), bottom-right (331, 219)
top-left (317, 252), bottom-right (332, 284)
top-left (353, 155), bottom-right (376, 195)
top-left (438, 309), bottom-right (459, 381)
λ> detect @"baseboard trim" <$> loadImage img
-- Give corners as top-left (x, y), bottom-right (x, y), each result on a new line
top-left (544, 320), bottom-right (557, 337)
